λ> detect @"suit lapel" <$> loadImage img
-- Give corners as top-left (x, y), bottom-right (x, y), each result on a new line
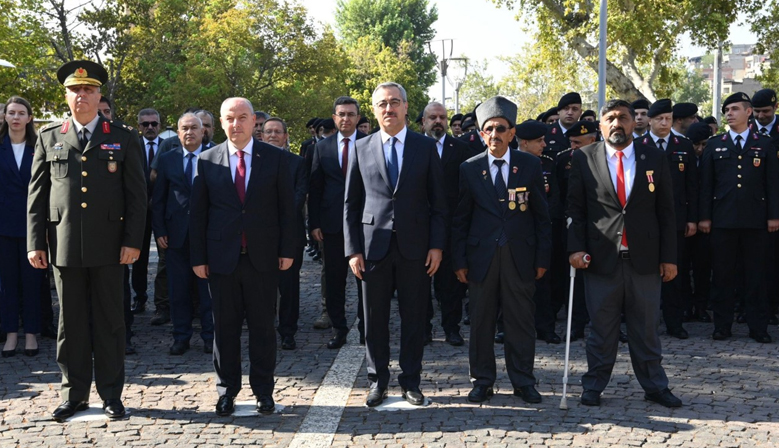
top-left (396, 133), bottom-right (418, 192)
top-left (629, 145), bottom-right (647, 205)
top-left (592, 142), bottom-right (621, 207)
top-left (63, 118), bottom-right (82, 153)
top-left (84, 117), bottom-right (110, 154)
top-left (1, 136), bottom-right (21, 179)
top-left (244, 141), bottom-right (263, 204)
top-left (173, 149), bottom-right (189, 193)
top-left (217, 143), bottom-right (243, 206)
top-left (20, 143), bottom-right (34, 180)
top-left (477, 154), bottom-right (502, 216)
top-left (440, 136), bottom-right (453, 166)
top-left (369, 133), bottom-right (392, 191)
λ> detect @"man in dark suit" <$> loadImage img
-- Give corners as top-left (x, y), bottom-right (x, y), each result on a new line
top-left (641, 99), bottom-right (698, 339)
top-left (568, 99), bottom-right (682, 408)
top-left (299, 117), bottom-right (319, 159)
top-left (421, 101), bottom-right (473, 346)
top-left (344, 82), bottom-right (447, 407)
top-left (698, 92), bottom-right (779, 343)
top-left (262, 117), bottom-right (308, 350)
top-left (151, 112), bottom-right (214, 356)
top-left (28, 61), bottom-right (147, 420)
top-left (309, 96), bottom-right (366, 349)
top-left (190, 97), bottom-right (295, 416)
top-left (452, 98), bottom-right (551, 404)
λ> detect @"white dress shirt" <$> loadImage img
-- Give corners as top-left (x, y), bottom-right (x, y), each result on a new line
top-left (337, 131), bottom-right (357, 169)
top-left (143, 137), bottom-right (161, 163)
top-left (729, 128), bottom-right (750, 148)
top-left (182, 146), bottom-right (203, 183)
top-left (436, 135), bottom-right (445, 158)
top-left (11, 142), bottom-right (25, 169)
top-left (380, 126), bottom-right (407, 175)
top-left (649, 130), bottom-right (671, 151)
top-left (228, 139), bottom-right (253, 188)
top-left (487, 150), bottom-right (510, 186)
top-left (758, 115), bottom-right (777, 135)
top-left (72, 114), bottom-right (100, 142)
top-left (605, 142), bottom-right (635, 202)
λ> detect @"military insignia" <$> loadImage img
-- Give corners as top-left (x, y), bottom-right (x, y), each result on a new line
top-left (640, 154), bottom-right (646, 160)
top-left (107, 161), bottom-right (118, 173)
top-left (566, 162), bottom-right (571, 169)
top-left (545, 182), bottom-right (550, 193)
top-left (54, 143), bottom-right (64, 150)
top-left (580, 125), bottom-right (588, 134)
top-left (520, 203), bottom-right (527, 212)
top-left (754, 158), bottom-right (761, 167)
top-left (742, 93), bottom-right (749, 101)
top-left (643, 137), bottom-right (649, 145)
top-left (679, 163), bottom-right (685, 172)
top-left (753, 133), bottom-right (759, 140)
top-left (550, 140), bottom-right (556, 144)
top-left (673, 137), bottom-right (679, 144)
top-left (470, 134), bottom-right (475, 142)
top-left (552, 127), bottom-right (557, 135)
top-left (100, 144), bottom-right (121, 151)
top-left (509, 202), bottom-right (517, 210)
top-left (721, 134), bottom-right (728, 141)
top-left (512, 166), bottom-right (518, 174)
top-left (647, 170), bottom-right (655, 192)
top-left (482, 170), bottom-right (486, 176)
top-left (60, 121), bottom-right (70, 134)
top-left (103, 121), bottom-right (111, 134)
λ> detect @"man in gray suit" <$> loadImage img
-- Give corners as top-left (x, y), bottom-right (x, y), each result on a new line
top-left (567, 99), bottom-right (682, 408)
top-left (344, 82), bottom-right (447, 407)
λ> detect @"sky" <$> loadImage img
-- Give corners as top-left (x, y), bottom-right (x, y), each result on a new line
top-left (300, 0), bottom-right (758, 103)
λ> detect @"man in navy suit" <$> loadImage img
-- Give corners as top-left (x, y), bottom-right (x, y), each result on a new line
top-left (452, 97), bottom-right (552, 404)
top-left (190, 97), bottom-right (295, 416)
top-left (152, 112), bottom-right (214, 356)
top-left (309, 96), bottom-right (367, 349)
top-left (344, 82), bottom-right (447, 407)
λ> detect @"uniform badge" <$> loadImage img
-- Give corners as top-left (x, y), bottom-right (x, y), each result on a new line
top-left (107, 161), bottom-right (118, 173)
top-left (673, 137), bottom-right (679, 144)
top-left (552, 127), bottom-right (557, 135)
top-left (102, 121), bottom-right (111, 134)
top-left (100, 144), bottom-right (121, 151)
top-left (470, 134), bottom-right (475, 142)
top-left (643, 137), bottom-right (649, 145)
top-left (60, 121), bottom-right (70, 134)
top-left (550, 140), bottom-right (556, 144)
top-left (580, 125), bottom-right (588, 134)
top-left (647, 170), bottom-right (655, 192)
top-left (54, 143), bottom-right (64, 150)
top-left (679, 163), bottom-right (685, 172)
top-left (565, 162), bottom-right (571, 169)
top-left (754, 158), bottom-right (761, 167)
top-left (721, 134), bottom-right (728, 141)
top-left (512, 166), bottom-right (518, 174)
top-left (516, 188), bottom-right (528, 211)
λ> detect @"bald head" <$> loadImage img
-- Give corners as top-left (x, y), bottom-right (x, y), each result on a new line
top-left (422, 102), bottom-right (448, 140)
top-left (220, 97), bottom-right (256, 148)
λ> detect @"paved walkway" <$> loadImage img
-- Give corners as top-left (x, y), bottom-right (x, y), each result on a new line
top-left (1, 249), bottom-right (778, 447)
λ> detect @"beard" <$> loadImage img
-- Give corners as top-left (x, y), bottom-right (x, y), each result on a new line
top-left (607, 130), bottom-right (629, 145)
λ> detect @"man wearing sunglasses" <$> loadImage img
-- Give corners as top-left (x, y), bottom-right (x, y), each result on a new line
top-left (452, 97), bottom-right (551, 404)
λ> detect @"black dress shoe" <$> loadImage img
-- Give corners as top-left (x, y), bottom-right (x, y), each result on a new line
top-left (215, 395), bottom-right (235, 416)
top-left (52, 401), bottom-right (89, 422)
top-left (0, 332), bottom-right (5, 343)
top-left (569, 329), bottom-right (585, 342)
top-left (41, 323), bottom-right (58, 339)
top-left (749, 332), bottom-right (772, 343)
top-left (327, 333), bottom-right (347, 349)
top-left (281, 336), bottom-right (296, 350)
top-left (1, 349), bottom-right (15, 358)
top-left (619, 330), bottom-right (629, 343)
top-left (169, 340), bottom-right (190, 355)
top-left (150, 310), bottom-right (171, 325)
top-left (256, 394), bottom-right (275, 415)
top-left (538, 332), bottom-right (562, 344)
top-left (580, 389), bottom-right (601, 406)
top-left (494, 332), bottom-right (504, 344)
top-left (513, 385), bottom-right (542, 404)
top-left (736, 313), bottom-right (747, 324)
top-left (365, 387), bottom-right (387, 407)
top-left (401, 387), bottom-right (425, 406)
top-left (667, 328), bottom-right (689, 339)
top-left (203, 340), bottom-right (213, 354)
top-left (24, 348), bottom-right (39, 357)
top-left (130, 301), bottom-right (146, 314)
top-left (644, 388), bottom-right (682, 408)
top-left (467, 385), bottom-right (494, 403)
top-left (712, 329), bottom-right (732, 340)
top-left (445, 332), bottom-right (464, 346)
top-left (103, 399), bottom-right (126, 419)
top-left (768, 314), bottom-right (779, 325)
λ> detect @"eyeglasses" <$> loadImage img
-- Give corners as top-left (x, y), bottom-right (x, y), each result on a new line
top-left (374, 99), bottom-right (404, 109)
top-left (335, 112), bottom-right (358, 118)
top-left (140, 121), bottom-right (159, 128)
top-left (482, 125), bottom-right (509, 134)
top-left (263, 129), bottom-right (286, 135)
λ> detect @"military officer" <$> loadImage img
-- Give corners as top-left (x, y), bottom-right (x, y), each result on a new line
top-left (631, 99), bottom-right (650, 138)
top-left (698, 92), bottom-right (779, 343)
top-left (672, 103), bottom-right (698, 137)
top-left (545, 92), bottom-right (583, 155)
top-left (643, 99), bottom-right (698, 339)
top-left (27, 60), bottom-right (147, 421)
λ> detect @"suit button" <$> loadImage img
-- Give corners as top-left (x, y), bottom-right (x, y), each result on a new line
top-left (81, 156), bottom-right (87, 161)
top-left (109, 156), bottom-right (114, 160)
top-left (738, 156), bottom-right (742, 160)
top-left (738, 184), bottom-right (742, 188)
top-left (120, 217), bottom-right (123, 221)
top-left (738, 165), bottom-right (742, 169)
top-left (242, 210), bottom-right (246, 214)
top-left (82, 171), bottom-right (88, 177)
top-left (81, 202), bottom-right (87, 208)
top-left (81, 187), bottom-right (87, 192)
top-left (738, 175), bottom-right (742, 178)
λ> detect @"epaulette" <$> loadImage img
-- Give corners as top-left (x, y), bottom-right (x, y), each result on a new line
top-left (114, 121), bottom-right (135, 132)
top-left (40, 121), bottom-right (64, 132)
top-left (540, 153), bottom-right (555, 162)
top-left (555, 148), bottom-right (573, 159)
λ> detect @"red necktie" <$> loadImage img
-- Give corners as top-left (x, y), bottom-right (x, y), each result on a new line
top-left (616, 151), bottom-right (628, 248)
top-left (341, 138), bottom-right (349, 177)
top-left (235, 150), bottom-right (247, 248)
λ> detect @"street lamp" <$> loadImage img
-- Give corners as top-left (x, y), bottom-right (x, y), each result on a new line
top-left (0, 59), bottom-right (16, 68)
top-left (446, 57), bottom-right (468, 114)
top-left (427, 39), bottom-right (454, 109)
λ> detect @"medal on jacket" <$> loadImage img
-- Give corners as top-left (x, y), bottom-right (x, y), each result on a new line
top-left (647, 170), bottom-right (655, 192)
top-left (679, 163), bottom-right (685, 172)
top-left (516, 187), bottom-right (528, 211)
top-left (508, 189), bottom-right (516, 210)
top-left (755, 158), bottom-right (761, 167)
top-left (108, 161), bottom-right (118, 173)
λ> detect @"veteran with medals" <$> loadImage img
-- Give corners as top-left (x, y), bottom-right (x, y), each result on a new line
top-left (27, 61), bottom-right (147, 421)
top-left (452, 97), bottom-right (551, 404)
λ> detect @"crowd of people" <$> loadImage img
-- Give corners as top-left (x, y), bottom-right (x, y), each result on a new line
top-left (2, 58), bottom-right (778, 421)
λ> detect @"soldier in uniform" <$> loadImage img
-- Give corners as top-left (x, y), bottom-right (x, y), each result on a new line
top-left (672, 103), bottom-right (698, 137)
top-left (581, 110), bottom-right (596, 122)
top-left (631, 99), bottom-right (650, 138)
top-left (698, 92), bottom-right (779, 343)
top-left (544, 92), bottom-right (583, 155)
top-left (516, 119), bottom-right (561, 344)
top-left (643, 99), bottom-right (698, 338)
top-left (27, 60), bottom-right (147, 421)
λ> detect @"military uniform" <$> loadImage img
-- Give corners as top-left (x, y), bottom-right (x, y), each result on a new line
top-left (543, 121), bottom-right (570, 155)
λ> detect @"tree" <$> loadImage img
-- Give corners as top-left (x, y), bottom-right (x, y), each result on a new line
top-left (456, 60), bottom-right (501, 114)
top-left (491, 0), bottom-right (748, 101)
top-left (750, 1), bottom-right (779, 87)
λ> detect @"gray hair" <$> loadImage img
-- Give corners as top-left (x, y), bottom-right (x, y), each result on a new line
top-left (254, 110), bottom-right (270, 120)
top-left (137, 108), bottom-right (160, 122)
top-left (372, 82), bottom-right (407, 103)
top-left (177, 112), bottom-right (202, 127)
top-left (193, 109), bottom-right (214, 123)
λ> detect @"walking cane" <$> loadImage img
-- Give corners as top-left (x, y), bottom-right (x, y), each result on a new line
top-left (559, 252), bottom-right (590, 410)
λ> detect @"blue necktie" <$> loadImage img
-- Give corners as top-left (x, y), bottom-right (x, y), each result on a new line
top-left (387, 137), bottom-right (399, 189)
top-left (185, 153), bottom-right (195, 186)
top-left (493, 159), bottom-right (508, 246)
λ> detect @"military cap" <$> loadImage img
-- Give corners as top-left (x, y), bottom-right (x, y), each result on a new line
top-left (581, 109), bottom-right (596, 119)
top-left (703, 116), bottom-right (718, 125)
top-left (57, 60), bottom-right (108, 87)
top-left (631, 99), bottom-right (650, 111)
top-left (557, 92), bottom-right (582, 109)
top-left (476, 96), bottom-right (518, 129)
top-left (566, 120), bottom-right (598, 137)
top-left (321, 118), bottom-right (335, 131)
top-left (515, 119), bottom-right (548, 140)
top-left (306, 117), bottom-right (319, 127)
top-left (357, 116), bottom-right (369, 125)
top-left (449, 113), bottom-right (463, 126)
top-left (414, 110), bottom-right (424, 124)
top-left (461, 116), bottom-right (476, 131)
top-left (672, 102), bottom-right (698, 119)
top-left (722, 92), bottom-right (751, 113)
top-left (540, 107), bottom-right (558, 122)
top-left (751, 89), bottom-right (777, 108)
top-left (535, 112), bottom-right (545, 122)
top-left (312, 118), bottom-right (323, 129)
top-left (648, 99), bottom-right (673, 118)
top-left (686, 122), bottom-right (713, 143)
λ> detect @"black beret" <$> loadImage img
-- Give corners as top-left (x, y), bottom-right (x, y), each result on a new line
top-left (673, 102), bottom-right (698, 119)
top-left (320, 118), bottom-right (335, 131)
top-left (476, 96), bottom-right (518, 128)
top-left (581, 109), bottom-right (596, 119)
top-left (751, 89), bottom-right (777, 108)
top-left (306, 117), bottom-right (318, 127)
top-left (461, 116), bottom-right (476, 130)
top-left (686, 122), bottom-right (713, 143)
top-left (631, 99), bottom-right (650, 111)
top-left (312, 118), bottom-right (323, 129)
top-left (557, 92), bottom-right (582, 109)
top-left (540, 107), bottom-right (558, 122)
top-left (566, 120), bottom-right (599, 137)
top-left (357, 116), bottom-right (368, 125)
top-left (703, 116), bottom-right (718, 125)
top-left (449, 113), bottom-right (463, 126)
top-left (722, 92), bottom-right (751, 113)
top-left (535, 112), bottom-right (545, 122)
top-left (515, 119), bottom-right (548, 140)
top-left (57, 60), bottom-right (108, 87)
top-left (647, 99), bottom-right (673, 118)
top-left (414, 110), bottom-right (424, 124)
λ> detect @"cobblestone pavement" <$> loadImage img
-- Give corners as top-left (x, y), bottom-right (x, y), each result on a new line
top-left (1, 248), bottom-right (778, 447)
